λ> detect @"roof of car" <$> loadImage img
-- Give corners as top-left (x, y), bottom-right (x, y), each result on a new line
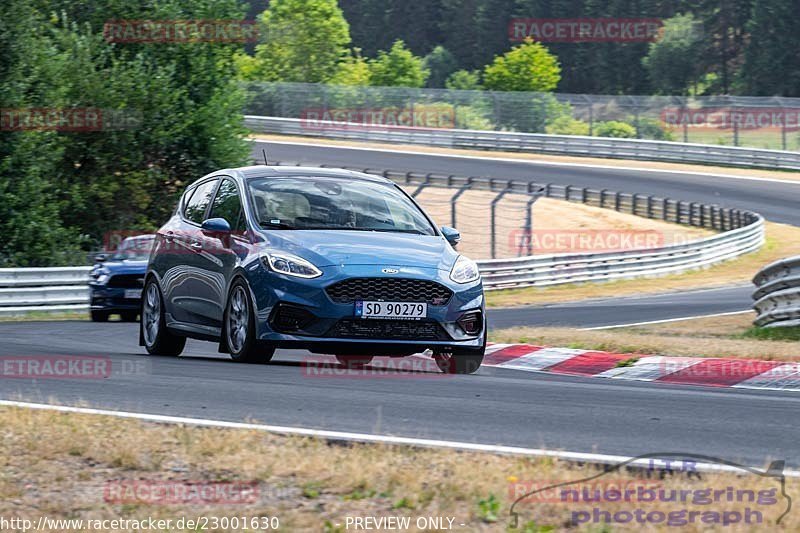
top-left (234, 165), bottom-right (392, 184)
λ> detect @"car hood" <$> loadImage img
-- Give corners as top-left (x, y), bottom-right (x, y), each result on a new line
top-left (96, 260), bottom-right (149, 274)
top-left (260, 230), bottom-right (459, 271)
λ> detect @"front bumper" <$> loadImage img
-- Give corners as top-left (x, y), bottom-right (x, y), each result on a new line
top-left (89, 285), bottom-right (143, 312)
top-left (248, 263), bottom-right (485, 351)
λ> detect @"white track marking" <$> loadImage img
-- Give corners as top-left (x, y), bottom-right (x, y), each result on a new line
top-left (580, 310), bottom-right (752, 330)
top-left (733, 363), bottom-right (800, 392)
top-left (595, 356), bottom-right (705, 381)
top-left (494, 347), bottom-right (585, 371)
top-left (1, 399), bottom-right (793, 476)
top-left (254, 139), bottom-right (800, 186)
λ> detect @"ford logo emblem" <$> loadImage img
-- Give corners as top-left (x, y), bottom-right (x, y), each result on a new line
top-left (381, 268), bottom-right (399, 274)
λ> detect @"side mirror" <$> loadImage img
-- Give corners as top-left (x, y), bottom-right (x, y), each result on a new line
top-left (201, 217), bottom-right (231, 234)
top-left (441, 226), bottom-right (461, 247)
top-left (94, 253), bottom-right (108, 263)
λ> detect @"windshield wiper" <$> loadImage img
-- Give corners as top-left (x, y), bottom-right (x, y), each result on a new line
top-left (259, 220), bottom-right (296, 230)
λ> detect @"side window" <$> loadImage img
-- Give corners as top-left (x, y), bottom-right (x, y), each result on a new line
top-left (209, 179), bottom-right (246, 232)
top-left (183, 179), bottom-right (219, 225)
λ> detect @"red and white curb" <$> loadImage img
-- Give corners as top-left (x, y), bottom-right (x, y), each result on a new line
top-left (481, 344), bottom-right (800, 392)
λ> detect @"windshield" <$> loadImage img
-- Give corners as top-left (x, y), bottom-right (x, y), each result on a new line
top-left (248, 177), bottom-right (436, 235)
top-left (109, 237), bottom-right (154, 261)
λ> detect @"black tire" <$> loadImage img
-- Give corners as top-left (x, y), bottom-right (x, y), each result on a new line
top-left (225, 279), bottom-right (275, 364)
top-left (141, 280), bottom-right (186, 356)
top-left (433, 331), bottom-right (486, 375)
top-left (121, 311), bottom-right (138, 322)
top-left (335, 355), bottom-right (374, 368)
top-left (90, 310), bottom-right (109, 322)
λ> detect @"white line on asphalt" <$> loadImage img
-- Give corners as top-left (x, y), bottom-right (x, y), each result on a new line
top-left (1, 399), bottom-right (793, 476)
top-left (580, 310), bottom-right (753, 330)
top-left (253, 139), bottom-right (800, 186)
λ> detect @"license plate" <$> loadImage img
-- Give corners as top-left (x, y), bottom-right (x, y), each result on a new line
top-left (124, 289), bottom-right (142, 299)
top-left (355, 301), bottom-right (427, 320)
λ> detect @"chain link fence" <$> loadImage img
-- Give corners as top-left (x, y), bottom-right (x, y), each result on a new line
top-left (244, 82), bottom-right (800, 152)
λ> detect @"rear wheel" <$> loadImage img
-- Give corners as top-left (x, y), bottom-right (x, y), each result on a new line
top-left (335, 355), bottom-right (374, 368)
top-left (141, 280), bottom-right (185, 356)
top-left (225, 280), bottom-right (275, 364)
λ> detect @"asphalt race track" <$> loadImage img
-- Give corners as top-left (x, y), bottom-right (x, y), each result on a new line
top-left (1, 321), bottom-right (799, 468)
top-left (489, 285), bottom-right (753, 329)
top-left (1, 141), bottom-right (798, 469)
top-left (255, 140), bottom-right (800, 225)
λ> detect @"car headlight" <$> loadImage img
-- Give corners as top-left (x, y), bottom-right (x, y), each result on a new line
top-left (90, 268), bottom-right (110, 285)
top-left (261, 253), bottom-right (322, 279)
top-left (450, 255), bottom-right (480, 284)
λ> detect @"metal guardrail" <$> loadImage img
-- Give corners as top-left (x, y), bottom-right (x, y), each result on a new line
top-left (1, 168), bottom-right (765, 313)
top-left (278, 163), bottom-right (765, 290)
top-left (246, 115), bottom-right (800, 171)
top-left (752, 257), bottom-right (800, 328)
top-left (0, 267), bottom-right (91, 316)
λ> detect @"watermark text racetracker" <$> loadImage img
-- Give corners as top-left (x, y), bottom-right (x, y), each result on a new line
top-left (0, 108), bottom-right (141, 132)
top-left (300, 107), bottom-right (455, 131)
top-left (0, 356), bottom-right (148, 380)
top-left (103, 20), bottom-right (259, 43)
top-left (0, 516), bottom-right (279, 532)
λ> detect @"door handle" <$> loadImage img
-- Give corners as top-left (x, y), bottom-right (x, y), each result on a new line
top-left (164, 231), bottom-right (175, 243)
top-left (190, 241), bottom-right (203, 251)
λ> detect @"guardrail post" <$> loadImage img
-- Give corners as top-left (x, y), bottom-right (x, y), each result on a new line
top-left (449, 179), bottom-right (474, 228)
top-left (565, 185), bottom-right (572, 202)
top-left (599, 189), bottom-right (607, 208)
top-left (520, 186), bottom-right (546, 256)
top-left (490, 184), bottom-right (513, 259)
top-left (614, 192), bottom-right (621, 211)
top-left (580, 188), bottom-right (587, 204)
top-left (662, 198), bottom-right (669, 221)
top-left (411, 174), bottom-right (432, 198)
top-left (646, 196), bottom-right (654, 218)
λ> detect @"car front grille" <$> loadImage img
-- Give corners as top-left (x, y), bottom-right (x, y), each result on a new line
top-left (107, 274), bottom-right (145, 289)
top-left (325, 278), bottom-right (453, 305)
top-left (327, 319), bottom-right (450, 341)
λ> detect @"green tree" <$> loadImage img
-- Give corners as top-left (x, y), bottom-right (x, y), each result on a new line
top-left (249, 0), bottom-right (351, 82)
top-left (0, 0), bottom-right (84, 266)
top-left (739, 0), bottom-right (800, 96)
top-left (483, 39), bottom-right (561, 92)
top-left (595, 121), bottom-right (637, 138)
top-left (1, 0), bottom-right (250, 265)
top-left (424, 46), bottom-right (458, 88)
top-left (446, 70), bottom-right (482, 91)
top-left (643, 14), bottom-right (705, 95)
top-left (368, 40), bottom-right (430, 88)
top-left (330, 49), bottom-right (371, 86)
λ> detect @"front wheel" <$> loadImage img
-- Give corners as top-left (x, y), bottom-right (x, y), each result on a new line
top-left (90, 310), bottom-right (109, 322)
top-left (141, 280), bottom-right (186, 356)
top-left (433, 351), bottom-right (484, 374)
top-left (433, 331), bottom-right (486, 375)
top-left (225, 280), bottom-right (275, 364)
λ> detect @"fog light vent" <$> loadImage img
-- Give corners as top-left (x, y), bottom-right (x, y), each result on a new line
top-left (457, 311), bottom-right (482, 335)
top-left (271, 303), bottom-right (316, 332)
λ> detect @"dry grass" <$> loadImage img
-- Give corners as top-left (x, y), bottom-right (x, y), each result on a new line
top-left (408, 188), bottom-right (709, 259)
top-left (486, 221), bottom-right (800, 307)
top-left (252, 133), bottom-right (800, 183)
top-left (2, 406), bottom-right (797, 531)
top-left (491, 312), bottom-right (800, 361)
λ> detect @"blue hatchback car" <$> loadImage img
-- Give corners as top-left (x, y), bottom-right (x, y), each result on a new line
top-left (140, 166), bottom-right (485, 374)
